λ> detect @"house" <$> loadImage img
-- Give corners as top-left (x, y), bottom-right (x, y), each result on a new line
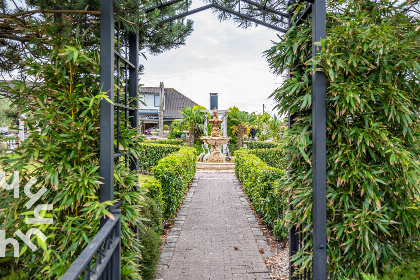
top-left (139, 87), bottom-right (198, 132)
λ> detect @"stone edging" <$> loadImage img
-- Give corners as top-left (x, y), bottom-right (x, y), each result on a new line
top-left (232, 178), bottom-right (274, 259)
top-left (155, 177), bottom-right (198, 280)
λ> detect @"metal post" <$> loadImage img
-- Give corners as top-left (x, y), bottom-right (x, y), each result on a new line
top-left (129, 33), bottom-right (139, 172)
top-left (312, 0), bottom-right (327, 279)
top-left (158, 82), bottom-right (165, 138)
top-left (111, 209), bottom-right (121, 280)
top-left (289, 212), bottom-right (298, 280)
top-left (100, 0), bottom-right (115, 215)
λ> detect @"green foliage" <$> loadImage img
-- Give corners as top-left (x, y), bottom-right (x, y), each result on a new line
top-left (227, 143), bottom-right (238, 155)
top-left (138, 143), bottom-right (181, 173)
top-left (247, 148), bottom-right (285, 170)
top-left (234, 149), bottom-right (286, 239)
top-left (0, 267), bottom-right (29, 280)
top-left (247, 141), bottom-right (279, 150)
top-left (140, 175), bottom-right (164, 232)
top-left (341, 261), bottom-right (420, 280)
top-left (179, 106), bottom-right (206, 147)
top-left (267, 114), bottom-right (286, 141)
top-left (0, 262), bottom-right (29, 280)
top-left (229, 109), bottom-right (257, 148)
top-left (167, 128), bottom-right (183, 139)
top-left (170, 119), bottom-right (186, 130)
top-left (194, 142), bottom-right (205, 154)
top-left (153, 147), bottom-right (197, 219)
top-left (163, 125), bottom-right (169, 130)
top-left (265, 0), bottom-right (420, 278)
top-left (227, 106), bottom-right (239, 146)
top-left (0, 96), bottom-right (18, 127)
top-left (139, 228), bottom-right (163, 280)
top-left (378, 261), bottom-right (420, 280)
top-left (0, 42), bottom-right (144, 279)
top-left (0, 0), bottom-right (194, 75)
top-left (146, 139), bottom-right (184, 146)
top-left (138, 176), bottom-right (164, 279)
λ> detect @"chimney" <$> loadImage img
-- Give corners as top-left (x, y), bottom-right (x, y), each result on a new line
top-left (209, 93), bottom-right (218, 111)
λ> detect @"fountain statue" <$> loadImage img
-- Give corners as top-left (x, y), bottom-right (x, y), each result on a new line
top-left (200, 108), bottom-right (231, 163)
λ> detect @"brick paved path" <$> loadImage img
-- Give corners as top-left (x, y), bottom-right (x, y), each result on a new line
top-left (157, 171), bottom-right (271, 280)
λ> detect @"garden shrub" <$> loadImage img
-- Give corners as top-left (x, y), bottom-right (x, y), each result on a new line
top-left (0, 42), bottom-right (144, 279)
top-left (265, 0), bottom-right (420, 278)
top-left (194, 142), bottom-right (205, 155)
top-left (340, 261), bottom-right (420, 280)
top-left (138, 175), bottom-right (164, 279)
top-left (0, 268), bottom-right (29, 280)
top-left (138, 143), bottom-right (181, 173)
top-left (378, 261), bottom-right (420, 280)
top-left (146, 139), bottom-right (184, 146)
top-left (167, 129), bottom-right (183, 139)
top-left (234, 149), bottom-right (286, 239)
top-left (227, 143), bottom-right (238, 155)
top-left (247, 148), bottom-right (285, 170)
top-left (153, 147), bottom-right (197, 219)
top-left (139, 228), bottom-right (163, 280)
top-left (138, 196), bottom-right (163, 280)
top-left (139, 175), bottom-right (164, 232)
top-left (247, 141), bottom-right (279, 150)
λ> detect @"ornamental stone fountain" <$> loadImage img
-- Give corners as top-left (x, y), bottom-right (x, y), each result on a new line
top-left (200, 108), bottom-right (231, 163)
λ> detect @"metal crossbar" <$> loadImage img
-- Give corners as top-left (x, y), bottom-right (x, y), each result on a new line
top-left (60, 210), bottom-right (121, 280)
top-left (147, 0), bottom-right (288, 33)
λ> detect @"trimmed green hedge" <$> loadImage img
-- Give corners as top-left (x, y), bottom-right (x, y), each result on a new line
top-left (247, 141), bottom-right (279, 150)
top-left (146, 139), bottom-right (184, 146)
top-left (234, 149), bottom-right (286, 239)
top-left (138, 143), bottom-right (181, 173)
top-left (140, 175), bottom-right (164, 232)
top-left (340, 261), bottom-right (420, 280)
top-left (247, 148), bottom-right (285, 170)
top-left (138, 176), bottom-right (163, 280)
top-left (153, 147), bottom-right (197, 219)
top-left (378, 261), bottom-right (420, 280)
top-left (0, 265), bottom-right (28, 280)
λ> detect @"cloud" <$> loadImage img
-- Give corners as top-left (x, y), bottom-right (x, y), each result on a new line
top-left (141, 8), bottom-right (284, 114)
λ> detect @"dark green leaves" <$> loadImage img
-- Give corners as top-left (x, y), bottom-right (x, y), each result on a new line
top-left (265, 0), bottom-right (420, 278)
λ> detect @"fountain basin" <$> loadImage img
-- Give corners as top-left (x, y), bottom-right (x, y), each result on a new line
top-left (200, 136), bottom-right (231, 163)
top-left (200, 136), bottom-right (230, 146)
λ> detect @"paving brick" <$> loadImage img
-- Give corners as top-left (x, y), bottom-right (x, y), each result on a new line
top-left (158, 172), bottom-right (270, 280)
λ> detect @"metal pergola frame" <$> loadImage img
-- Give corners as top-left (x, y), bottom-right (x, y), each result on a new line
top-left (63, 0), bottom-right (327, 279)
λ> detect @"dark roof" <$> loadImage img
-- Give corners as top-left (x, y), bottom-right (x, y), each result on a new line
top-left (140, 87), bottom-right (199, 119)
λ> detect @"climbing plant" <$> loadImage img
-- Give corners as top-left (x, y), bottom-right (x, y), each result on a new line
top-left (266, 0), bottom-right (420, 278)
top-left (0, 37), bottom-right (145, 279)
top-left (0, 96), bottom-right (18, 128)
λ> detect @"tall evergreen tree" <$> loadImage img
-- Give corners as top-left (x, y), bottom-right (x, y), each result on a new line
top-left (0, 0), bottom-right (193, 76)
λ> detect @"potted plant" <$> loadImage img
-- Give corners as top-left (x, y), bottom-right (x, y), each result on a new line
top-left (149, 128), bottom-right (159, 136)
top-left (249, 125), bottom-right (258, 141)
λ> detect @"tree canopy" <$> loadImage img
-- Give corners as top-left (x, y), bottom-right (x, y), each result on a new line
top-left (0, 0), bottom-right (193, 76)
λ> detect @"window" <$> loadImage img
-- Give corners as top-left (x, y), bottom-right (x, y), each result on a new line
top-left (154, 95), bottom-right (159, 107)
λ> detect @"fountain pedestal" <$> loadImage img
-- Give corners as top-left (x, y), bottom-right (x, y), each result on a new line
top-left (200, 108), bottom-right (231, 163)
top-left (200, 136), bottom-right (230, 163)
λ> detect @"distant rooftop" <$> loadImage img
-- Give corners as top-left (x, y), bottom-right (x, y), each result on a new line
top-left (140, 87), bottom-right (199, 119)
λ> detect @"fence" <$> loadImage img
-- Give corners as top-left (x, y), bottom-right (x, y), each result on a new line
top-left (60, 210), bottom-right (121, 280)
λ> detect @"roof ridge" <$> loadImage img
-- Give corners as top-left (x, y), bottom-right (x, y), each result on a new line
top-left (140, 86), bottom-right (198, 106)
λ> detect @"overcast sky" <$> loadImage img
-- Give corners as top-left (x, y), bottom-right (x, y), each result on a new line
top-left (140, 7), bottom-right (285, 115)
